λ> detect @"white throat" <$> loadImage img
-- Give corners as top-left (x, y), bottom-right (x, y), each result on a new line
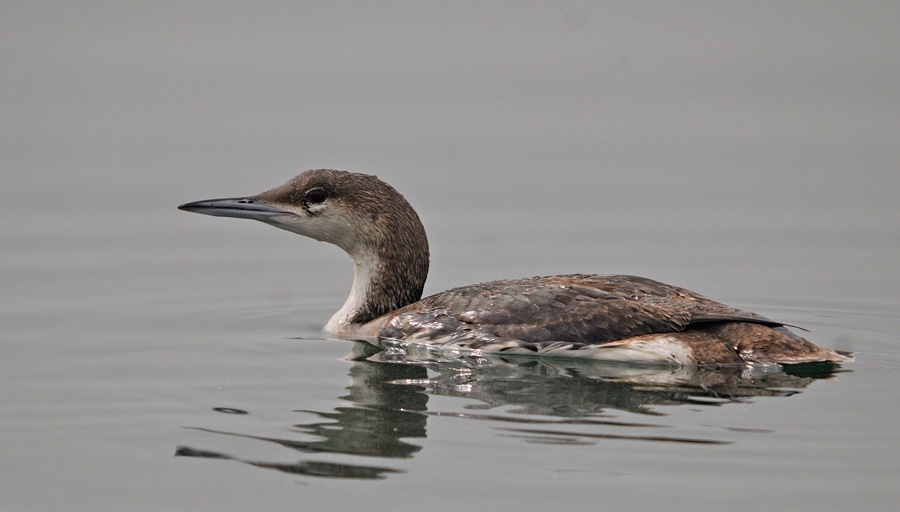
top-left (324, 251), bottom-right (382, 334)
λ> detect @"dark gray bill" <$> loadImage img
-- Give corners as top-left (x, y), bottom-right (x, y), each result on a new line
top-left (177, 197), bottom-right (293, 220)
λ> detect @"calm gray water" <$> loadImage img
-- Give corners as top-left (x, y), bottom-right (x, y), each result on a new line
top-left (3, 3), bottom-right (899, 511)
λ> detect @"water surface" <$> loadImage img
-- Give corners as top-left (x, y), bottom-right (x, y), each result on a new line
top-left (4, 209), bottom-right (898, 511)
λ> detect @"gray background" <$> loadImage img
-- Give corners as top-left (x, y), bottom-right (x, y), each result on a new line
top-left (3, 3), bottom-right (899, 511)
top-left (5, 2), bottom-right (897, 226)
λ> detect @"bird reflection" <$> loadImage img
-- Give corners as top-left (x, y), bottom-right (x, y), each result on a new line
top-left (176, 340), bottom-right (846, 478)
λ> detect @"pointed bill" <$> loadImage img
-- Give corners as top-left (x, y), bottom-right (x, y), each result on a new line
top-left (177, 197), bottom-right (295, 220)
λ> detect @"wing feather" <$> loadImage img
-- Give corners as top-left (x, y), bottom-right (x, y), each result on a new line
top-left (377, 274), bottom-right (777, 346)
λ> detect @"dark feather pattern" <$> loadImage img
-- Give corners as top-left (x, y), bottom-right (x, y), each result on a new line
top-left (378, 274), bottom-right (776, 345)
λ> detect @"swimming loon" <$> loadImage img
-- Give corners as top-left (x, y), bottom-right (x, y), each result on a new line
top-left (179, 169), bottom-right (850, 366)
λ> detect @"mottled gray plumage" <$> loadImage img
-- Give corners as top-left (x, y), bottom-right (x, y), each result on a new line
top-left (379, 274), bottom-right (771, 344)
top-left (179, 169), bottom-right (851, 366)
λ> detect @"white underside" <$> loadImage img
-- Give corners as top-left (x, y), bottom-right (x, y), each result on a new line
top-left (372, 333), bottom-right (698, 365)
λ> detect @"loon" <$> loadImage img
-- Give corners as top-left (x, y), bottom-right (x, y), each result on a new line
top-left (179, 169), bottom-right (851, 366)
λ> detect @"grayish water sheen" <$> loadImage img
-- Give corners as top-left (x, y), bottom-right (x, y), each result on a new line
top-left (3, 3), bottom-right (899, 511)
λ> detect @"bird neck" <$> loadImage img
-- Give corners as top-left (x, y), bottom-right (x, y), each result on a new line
top-left (324, 228), bottom-right (429, 334)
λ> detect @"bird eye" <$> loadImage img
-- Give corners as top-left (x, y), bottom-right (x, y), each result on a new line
top-left (304, 187), bottom-right (328, 204)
